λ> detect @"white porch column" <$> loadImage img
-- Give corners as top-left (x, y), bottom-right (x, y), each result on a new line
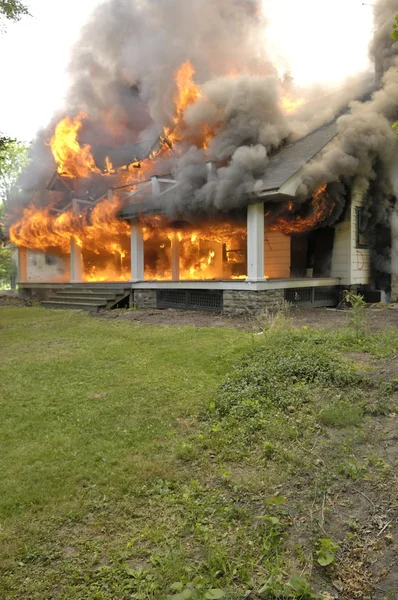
top-left (131, 221), bottom-right (144, 282)
top-left (18, 247), bottom-right (27, 283)
top-left (70, 240), bottom-right (83, 283)
top-left (171, 232), bottom-right (180, 281)
top-left (247, 202), bottom-right (265, 281)
top-left (70, 199), bottom-right (83, 283)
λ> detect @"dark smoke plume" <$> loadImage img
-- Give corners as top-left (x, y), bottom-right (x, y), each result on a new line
top-left (9, 0), bottom-right (398, 242)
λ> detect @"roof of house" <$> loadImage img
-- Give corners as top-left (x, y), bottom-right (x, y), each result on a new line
top-left (254, 121), bottom-right (338, 194)
top-left (119, 120), bottom-right (339, 220)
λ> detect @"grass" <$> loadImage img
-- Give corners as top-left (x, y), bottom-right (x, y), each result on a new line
top-left (1, 306), bottom-right (398, 599)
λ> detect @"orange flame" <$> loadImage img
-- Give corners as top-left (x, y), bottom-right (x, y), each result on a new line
top-left (281, 94), bottom-right (306, 114)
top-left (164, 60), bottom-right (213, 149)
top-left (271, 184), bottom-right (335, 234)
top-left (142, 221), bottom-right (247, 281)
top-left (50, 112), bottom-right (101, 179)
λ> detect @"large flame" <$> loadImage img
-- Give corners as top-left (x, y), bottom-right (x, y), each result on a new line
top-left (164, 61), bottom-right (213, 149)
top-left (50, 112), bottom-right (101, 179)
top-left (271, 184), bottom-right (335, 234)
top-left (11, 58), bottom-right (323, 284)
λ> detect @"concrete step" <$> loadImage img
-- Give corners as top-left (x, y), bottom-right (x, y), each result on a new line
top-left (65, 287), bottom-right (130, 293)
top-left (42, 286), bottom-right (131, 311)
top-left (55, 291), bottom-right (118, 299)
top-left (47, 295), bottom-right (116, 303)
top-left (42, 300), bottom-right (107, 311)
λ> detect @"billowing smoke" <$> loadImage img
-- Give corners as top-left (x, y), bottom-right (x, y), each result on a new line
top-left (8, 0), bottom-right (398, 238)
top-left (297, 0), bottom-right (398, 200)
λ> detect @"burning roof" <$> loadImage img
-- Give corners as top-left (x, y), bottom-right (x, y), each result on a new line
top-left (7, 0), bottom-right (398, 278)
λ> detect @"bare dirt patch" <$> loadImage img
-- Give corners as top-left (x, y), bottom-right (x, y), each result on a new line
top-left (0, 293), bottom-right (31, 307)
top-left (92, 304), bottom-right (398, 333)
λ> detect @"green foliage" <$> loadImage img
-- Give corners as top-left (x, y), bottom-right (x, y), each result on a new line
top-left (315, 538), bottom-right (339, 567)
top-left (0, 138), bottom-right (29, 204)
top-left (0, 245), bottom-right (16, 283)
top-left (0, 0), bottom-right (29, 23)
top-left (258, 574), bottom-right (321, 599)
top-left (211, 330), bottom-right (363, 428)
top-left (169, 582), bottom-right (225, 600)
top-left (391, 14), bottom-right (398, 40)
top-left (344, 290), bottom-right (367, 339)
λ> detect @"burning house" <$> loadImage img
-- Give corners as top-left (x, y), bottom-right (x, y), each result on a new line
top-left (8, 0), bottom-right (398, 313)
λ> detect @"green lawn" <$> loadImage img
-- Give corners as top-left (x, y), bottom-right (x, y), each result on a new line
top-left (0, 309), bottom-right (251, 595)
top-left (1, 307), bottom-right (397, 600)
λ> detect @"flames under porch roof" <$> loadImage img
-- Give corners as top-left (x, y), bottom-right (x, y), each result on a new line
top-left (119, 120), bottom-right (339, 221)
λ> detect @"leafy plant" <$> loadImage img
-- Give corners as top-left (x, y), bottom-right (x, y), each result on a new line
top-left (315, 538), bottom-right (340, 567)
top-left (258, 574), bottom-right (321, 599)
top-left (344, 290), bottom-right (367, 339)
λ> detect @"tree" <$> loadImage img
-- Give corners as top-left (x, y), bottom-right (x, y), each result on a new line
top-left (392, 14), bottom-right (398, 41)
top-left (0, 138), bottom-right (29, 206)
top-left (0, 0), bottom-right (29, 24)
top-left (0, 140), bottom-right (28, 288)
top-left (0, 204), bottom-right (17, 288)
top-left (1, 0), bottom-right (30, 172)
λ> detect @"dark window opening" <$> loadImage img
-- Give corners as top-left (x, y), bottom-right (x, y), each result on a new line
top-left (45, 254), bottom-right (57, 266)
top-left (356, 207), bottom-right (370, 249)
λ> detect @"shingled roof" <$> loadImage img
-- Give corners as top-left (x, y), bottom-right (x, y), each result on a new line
top-left (119, 120), bottom-right (339, 220)
top-left (254, 121), bottom-right (338, 195)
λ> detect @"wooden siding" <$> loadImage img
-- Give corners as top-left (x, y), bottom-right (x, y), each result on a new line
top-left (264, 231), bottom-right (291, 279)
top-left (26, 250), bottom-right (70, 283)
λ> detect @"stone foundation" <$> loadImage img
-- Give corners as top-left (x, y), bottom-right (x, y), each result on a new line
top-left (18, 286), bottom-right (57, 301)
top-left (223, 289), bottom-right (284, 315)
top-left (133, 289), bottom-right (157, 309)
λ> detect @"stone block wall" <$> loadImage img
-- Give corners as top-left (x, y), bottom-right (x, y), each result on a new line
top-left (223, 289), bottom-right (284, 315)
top-left (133, 289), bottom-right (157, 309)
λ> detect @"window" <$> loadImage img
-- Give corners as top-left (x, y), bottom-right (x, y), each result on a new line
top-left (355, 207), bottom-right (369, 249)
top-left (45, 254), bottom-right (57, 266)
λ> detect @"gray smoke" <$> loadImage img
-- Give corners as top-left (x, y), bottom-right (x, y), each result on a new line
top-left (297, 0), bottom-right (398, 205)
top-left (9, 0), bottom-right (398, 235)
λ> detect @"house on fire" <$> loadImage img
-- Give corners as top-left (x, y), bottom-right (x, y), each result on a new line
top-left (14, 119), bottom-right (398, 313)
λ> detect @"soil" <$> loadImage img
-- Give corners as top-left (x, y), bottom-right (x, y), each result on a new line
top-left (0, 293), bottom-right (31, 307)
top-left (92, 304), bottom-right (398, 333)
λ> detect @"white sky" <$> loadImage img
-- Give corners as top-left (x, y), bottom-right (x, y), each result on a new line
top-left (0, 0), bottom-right (375, 142)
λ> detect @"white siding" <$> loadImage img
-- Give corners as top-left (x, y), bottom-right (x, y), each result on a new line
top-left (331, 183), bottom-right (371, 287)
top-left (350, 195), bottom-right (371, 286)
top-left (331, 220), bottom-right (351, 284)
top-left (26, 250), bottom-right (70, 283)
top-left (264, 231), bottom-right (291, 279)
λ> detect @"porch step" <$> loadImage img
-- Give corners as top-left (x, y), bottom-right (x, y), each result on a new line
top-left (47, 295), bottom-right (115, 303)
top-left (41, 285), bottom-right (131, 311)
top-left (42, 300), bottom-right (108, 311)
top-left (54, 291), bottom-right (118, 299)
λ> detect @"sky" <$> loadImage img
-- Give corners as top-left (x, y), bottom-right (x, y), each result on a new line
top-left (0, 0), bottom-right (375, 143)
